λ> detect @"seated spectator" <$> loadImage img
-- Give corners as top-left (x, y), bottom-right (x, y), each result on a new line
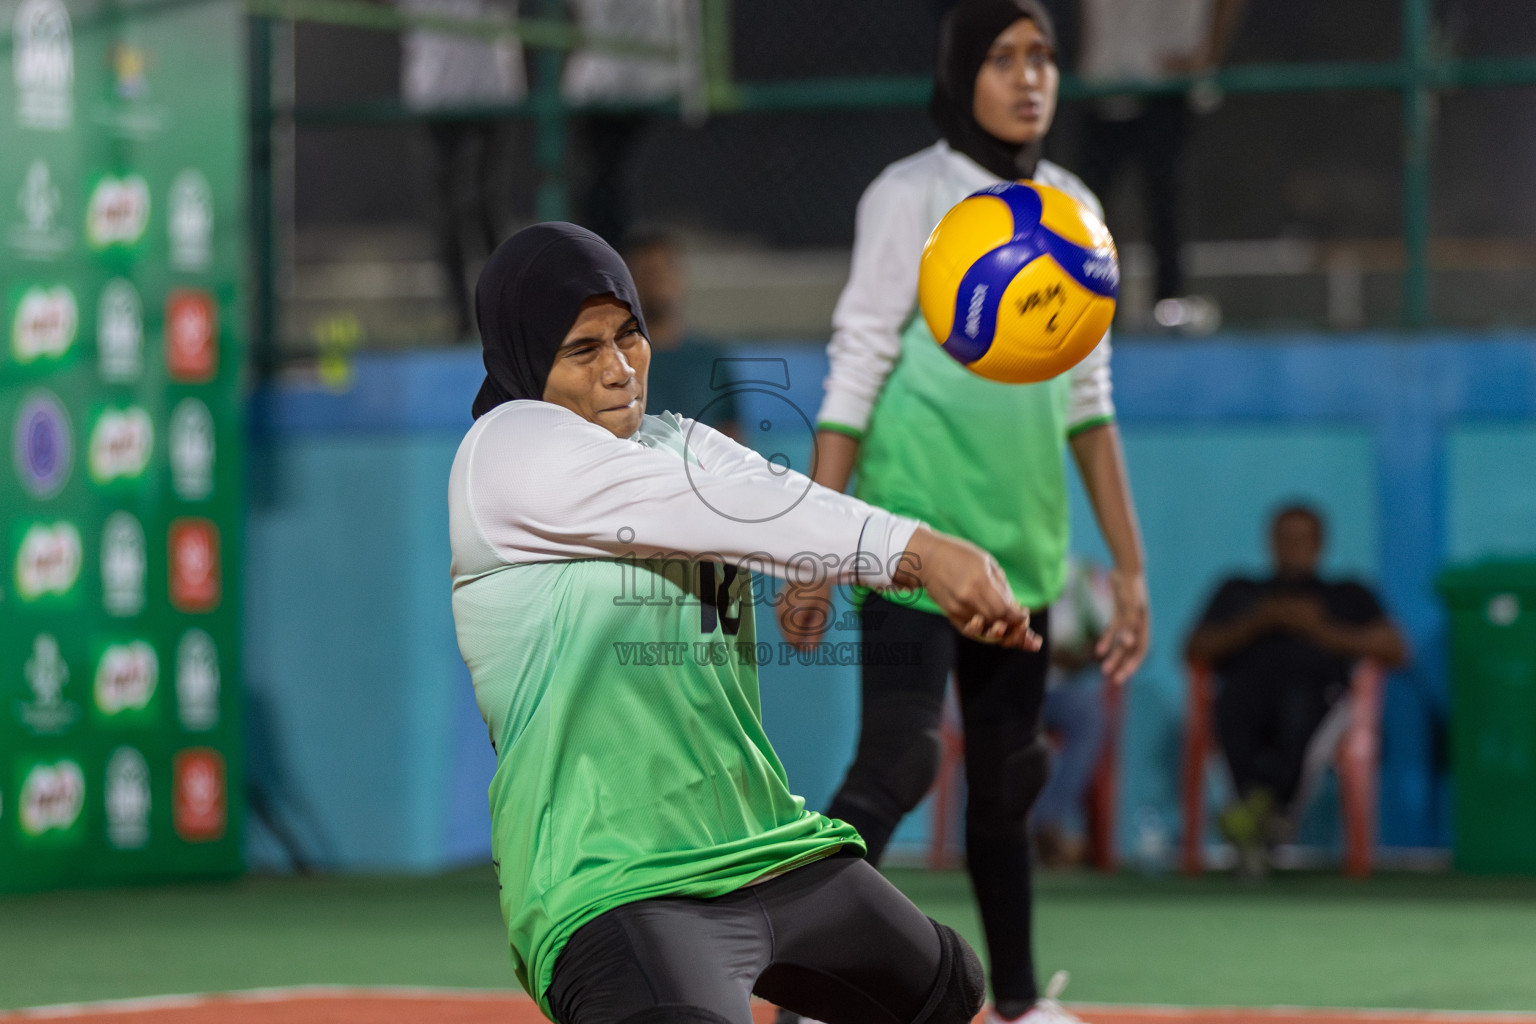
top-left (1184, 504), bottom-right (1407, 874)
top-left (1032, 558), bottom-right (1115, 868)
top-left (623, 231), bottom-right (738, 436)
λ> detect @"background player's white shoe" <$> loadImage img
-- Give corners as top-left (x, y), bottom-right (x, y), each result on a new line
top-left (772, 1010), bottom-right (826, 1024)
top-left (987, 971), bottom-right (1087, 1024)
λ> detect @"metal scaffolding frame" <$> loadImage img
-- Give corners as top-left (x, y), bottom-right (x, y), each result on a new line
top-left (246, 0), bottom-right (1536, 367)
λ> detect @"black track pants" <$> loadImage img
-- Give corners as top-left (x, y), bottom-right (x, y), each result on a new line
top-left (825, 595), bottom-right (1051, 1007)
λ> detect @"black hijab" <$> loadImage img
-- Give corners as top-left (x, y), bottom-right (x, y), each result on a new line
top-left (929, 0), bottom-right (1057, 182)
top-left (471, 222), bottom-right (647, 419)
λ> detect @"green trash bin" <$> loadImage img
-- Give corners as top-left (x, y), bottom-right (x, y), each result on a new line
top-left (1438, 560), bottom-right (1536, 874)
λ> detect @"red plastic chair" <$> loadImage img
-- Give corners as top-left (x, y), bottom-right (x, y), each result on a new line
top-left (928, 675), bottom-right (1124, 871)
top-left (1181, 658), bottom-right (1385, 878)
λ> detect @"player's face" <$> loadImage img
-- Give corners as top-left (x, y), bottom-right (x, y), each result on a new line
top-left (972, 17), bottom-right (1058, 146)
top-left (1271, 513), bottom-right (1323, 578)
top-left (543, 295), bottom-right (650, 438)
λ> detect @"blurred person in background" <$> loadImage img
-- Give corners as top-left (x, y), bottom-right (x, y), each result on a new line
top-left (1076, 0), bottom-right (1244, 333)
top-left (777, 2), bottom-right (1150, 1021)
top-left (623, 230), bottom-right (738, 435)
top-left (563, 0), bottom-right (702, 244)
top-left (1185, 504), bottom-right (1407, 876)
top-left (451, 220), bottom-right (1040, 1024)
top-left (400, 0), bottom-right (525, 339)
top-left (1031, 558), bottom-right (1115, 869)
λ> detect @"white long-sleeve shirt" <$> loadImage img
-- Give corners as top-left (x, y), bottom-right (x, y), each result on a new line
top-left (560, 0), bottom-right (702, 106)
top-left (449, 402), bottom-right (921, 589)
top-left (400, 0), bottom-right (526, 111)
top-left (817, 141), bottom-right (1114, 439)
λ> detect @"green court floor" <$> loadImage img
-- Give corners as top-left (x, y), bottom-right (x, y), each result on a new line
top-left (3, 868), bottom-right (1535, 1013)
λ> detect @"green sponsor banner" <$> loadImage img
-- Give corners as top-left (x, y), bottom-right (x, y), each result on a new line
top-left (0, 0), bottom-right (244, 890)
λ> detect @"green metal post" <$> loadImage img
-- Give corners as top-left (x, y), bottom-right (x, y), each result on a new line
top-left (249, 15), bottom-right (277, 378)
top-left (532, 0), bottom-right (569, 221)
top-left (1402, 0), bottom-right (1433, 328)
top-left (701, 0), bottom-right (736, 112)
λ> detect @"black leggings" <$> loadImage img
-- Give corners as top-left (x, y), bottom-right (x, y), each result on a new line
top-left (1078, 95), bottom-right (1191, 301)
top-left (825, 595), bottom-right (1051, 1010)
top-left (425, 119), bottom-right (501, 337)
top-left (1215, 678), bottom-right (1333, 807)
top-left (547, 854), bottom-right (983, 1024)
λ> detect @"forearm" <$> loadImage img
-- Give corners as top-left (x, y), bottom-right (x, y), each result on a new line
top-left (1069, 423), bottom-right (1144, 574)
top-left (810, 428), bottom-right (861, 493)
top-left (1313, 621), bottom-right (1409, 668)
top-left (1186, 617), bottom-right (1267, 665)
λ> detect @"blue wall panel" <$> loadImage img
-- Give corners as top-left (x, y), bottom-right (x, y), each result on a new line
top-left (1447, 425), bottom-right (1536, 563)
top-left (245, 433), bottom-right (490, 870)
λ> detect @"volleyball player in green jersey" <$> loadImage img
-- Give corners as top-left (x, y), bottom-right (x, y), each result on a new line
top-left (450, 222), bottom-right (1043, 1024)
top-left (778, 3), bottom-right (1151, 1023)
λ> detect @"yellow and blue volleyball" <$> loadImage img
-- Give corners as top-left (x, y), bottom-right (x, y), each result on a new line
top-left (918, 180), bottom-right (1119, 384)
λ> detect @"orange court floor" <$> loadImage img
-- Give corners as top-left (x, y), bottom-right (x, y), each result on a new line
top-left (3, 989), bottom-right (1536, 1024)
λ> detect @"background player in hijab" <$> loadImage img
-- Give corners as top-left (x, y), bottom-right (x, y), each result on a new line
top-left (777, 3), bottom-right (1150, 1022)
top-left (451, 221), bottom-right (1042, 1024)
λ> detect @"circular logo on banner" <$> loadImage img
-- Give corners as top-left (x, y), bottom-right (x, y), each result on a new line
top-left (101, 510), bottom-right (146, 617)
top-left (105, 747), bottom-right (150, 850)
top-left (170, 397), bottom-right (214, 500)
top-left (169, 518), bottom-right (220, 612)
top-left (176, 629), bottom-right (220, 730)
top-left (13, 390), bottom-right (72, 498)
top-left (173, 748), bottom-right (226, 842)
top-left (165, 290), bottom-right (217, 382)
top-left (97, 279), bottom-right (144, 382)
top-left (169, 169), bottom-right (213, 271)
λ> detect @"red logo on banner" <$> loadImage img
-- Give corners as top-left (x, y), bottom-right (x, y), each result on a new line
top-left (169, 518), bottom-right (220, 612)
top-left (165, 290), bottom-right (218, 382)
top-left (174, 748), bottom-right (226, 842)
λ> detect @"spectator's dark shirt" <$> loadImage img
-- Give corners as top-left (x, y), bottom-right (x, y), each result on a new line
top-left (645, 335), bottom-right (737, 431)
top-left (1196, 575), bottom-right (1386, 699)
